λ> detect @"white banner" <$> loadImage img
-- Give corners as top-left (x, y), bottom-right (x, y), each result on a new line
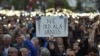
top-left (36, 16), bottom-right (68, 37)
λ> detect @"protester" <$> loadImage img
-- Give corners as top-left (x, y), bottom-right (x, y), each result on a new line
top-left (13, 34), bottom-right (27, 51)
top-left (66, 49), bottom-right (76, 56)
top-left (40, 47), bottom-right (50, 56)
top-left (3, 34), bottom-right (12, 56)
top-left (87, 47), bottom-right (99, 56)
top-left (8, 47), bottom-right (18, 56)
top-left (20, 48), bottom-right (29, 56)
top-left (21, 34), bottom-right (38, 56)
top-left (0, 12), bottom-right (100, 56)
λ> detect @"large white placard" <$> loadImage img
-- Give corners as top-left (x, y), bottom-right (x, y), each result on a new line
top-left (36, 16), bottom-right (68, 37)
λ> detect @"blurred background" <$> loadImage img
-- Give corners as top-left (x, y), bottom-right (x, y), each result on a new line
top-left (0, 0), bottom-right (100, 12)
top-left (0, 0), bottom-right (100, 56)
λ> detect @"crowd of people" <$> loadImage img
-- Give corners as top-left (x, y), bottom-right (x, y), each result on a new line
top-left (0, 13), bottom-right (100, 56)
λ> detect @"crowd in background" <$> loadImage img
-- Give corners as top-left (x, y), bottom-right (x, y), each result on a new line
top-left (1, 0), bottom-right (100, 12)
top-left (0, 13), bottom-right (100, 56)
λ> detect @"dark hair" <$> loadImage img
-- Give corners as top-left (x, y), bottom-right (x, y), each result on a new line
top-left (92, 15), bottom-right (100, 23)
top-left (15, 34), bottom-right (22, 39)
top-left (88, 47), bottom-right (99, 54)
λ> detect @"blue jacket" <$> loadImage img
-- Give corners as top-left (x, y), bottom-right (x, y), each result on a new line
top-left (24, 40), bottom-right (38, 56)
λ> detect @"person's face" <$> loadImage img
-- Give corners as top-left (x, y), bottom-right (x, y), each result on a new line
top-left (66, 48), bottom-right (72, 53)
top-left (73, 42), bottom-right (80, 50)
top-left (16, 36), bottom-right (23, 44)
top-left (66, 50), bottom-right (76, 56)
top-left (56, 38), bottom-right (63, 44)
top-left (80, 25), bottom-right (85, 31)
top-left (26, 34), bottom-right (31, 40)
top-left (21, 27), bottom-right (26, 33)
top-left (21, 48), bottom-right (29, 56)
top-left (31, 39), bottom-right (39, 47)
top-left (58, 45), bottom-right (64, 52)
top-left (4, 39), bottom-right (11, 46)
top-left (34, 39), bottom-right (39, 47)
top-left (9, 29), bottom-right (13, 34)
top-left (8, 50), bottom-right (18, 56)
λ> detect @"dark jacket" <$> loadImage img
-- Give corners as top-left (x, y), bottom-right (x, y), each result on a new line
top-left (48, 41), bottom-right (61, 56)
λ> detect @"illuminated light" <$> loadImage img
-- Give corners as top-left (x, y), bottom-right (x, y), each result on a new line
top-left (1, 9), bottom-right (100, 18)
top-left (31, 15), bottom-right (33, 17)
top-left (89, 16), bottom-right (94, 20)
top-left (6, 10), bottom-right (15, 16)
top-left (75, 20), bottom-right (79, 24)
top-left (98, 44), bottom-right (100, 48)
top-left (23, 23), bottom-right (26, 25)
top-left (58, 13), bottom-right (63, 16)
top-left (22, 14), bottom-right (25, 16)
top-left (26, 18), bottom-right (29, 20)
top-left (3, 24), bottom-right (7, 27)
top-left (3, 16), bottom-right (6, 19)
top-left (0, 10), bottom-right (7, 14)
top-left (0, 17), bottom-right (2, 20)
top-left (8, 24), bottom-right (11, 28)
top-left (31, 12), bottom-right (37, 16)
top-left (30, 18), bottom-right (32, 20)
top-left (72, 15), bottom-right (76, 19)
top-left (97, 21), bottom-right (100, 24)
top-left (77, 39), bottom-right (81, 42)
top-left (78, 13), bottom-right (90, 17)
top-left (17, 19), bottom-right (19, 22)
top-left (24, 13), bottom-right (30, 16)
top-left (77, 17), bottom-right (79, 19)
top-left (46, 12), bottom-right (53, 16)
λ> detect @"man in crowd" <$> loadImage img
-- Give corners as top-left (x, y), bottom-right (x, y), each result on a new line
top-left (8, 47), bottom-right (18, 56)
top-left (3, 34), bottom-right (12, 56)
top-left (66, 49), bottom-right (76, 56)
top-left (13, 34), bottom-right (27, 51)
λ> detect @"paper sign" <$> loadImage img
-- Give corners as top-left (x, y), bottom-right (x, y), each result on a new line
top-left (36, 16), bottom-right (68, 37)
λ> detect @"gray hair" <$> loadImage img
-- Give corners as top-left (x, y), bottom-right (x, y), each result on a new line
top-left (31, 37), bottom-right (38, 41)
top-left (40, 47), bottom-right (50, 56)
top-left (3, 34), bottom-right (12, 40)
top-left (20, 48), bottom-right (28, 52)
top-left (8, 47), bottom-right (18, 53)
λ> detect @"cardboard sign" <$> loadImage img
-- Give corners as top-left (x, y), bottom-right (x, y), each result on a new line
top-left (36, 16), bottom-right (68, 37)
